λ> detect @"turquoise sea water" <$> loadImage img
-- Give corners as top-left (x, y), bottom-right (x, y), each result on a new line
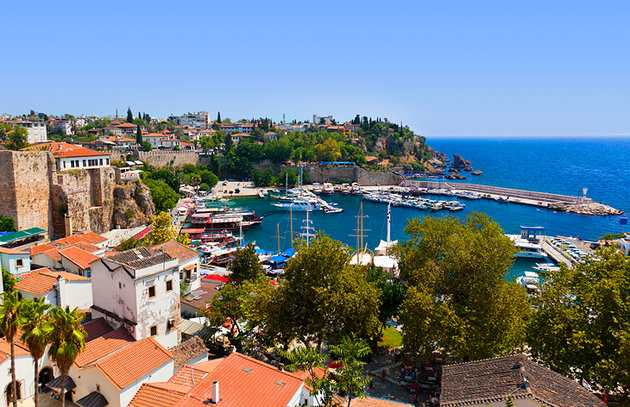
top-left (237, 137), bottom-right (630, 278)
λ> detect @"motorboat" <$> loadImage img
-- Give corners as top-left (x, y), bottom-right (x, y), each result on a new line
top-left (324, 207), bottom-right (343, 214)
top-left (534, 263), bottom-right (560, 272)
top-left (508, 226), bottom-right (548, 259)
top-left (273, 199), bottom-right (320, 211)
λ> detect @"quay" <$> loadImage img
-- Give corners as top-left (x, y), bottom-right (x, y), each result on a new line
top-left (401, 180), bottom-right (590, 206)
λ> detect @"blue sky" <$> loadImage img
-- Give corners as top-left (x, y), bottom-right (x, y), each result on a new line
top-left (1, 0), bottom-right (629, 138)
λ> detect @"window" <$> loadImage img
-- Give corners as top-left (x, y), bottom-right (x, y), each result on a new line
top-left (106, 158), bottom-right (110, 165)
top-left (148, 285), bottom-right (156, 298)
top-left (99, 158), bottom-right (103, 165)
top-left (96, 385), bottom-right (100, 393)
top-left (150, 325), bottom-right (157, 336)
top-left (71, 160), bottom-right (75, 168)
top-left (166, 280), bottom-right (173, 292)
top-left (63, 161), bottom-right (67, 169)
top-left (16, 259), bottom-right (23, 267)
top-left (119, 282), bottom-right (122, 289)
top-left (83, 160), bottom-right (86, 167)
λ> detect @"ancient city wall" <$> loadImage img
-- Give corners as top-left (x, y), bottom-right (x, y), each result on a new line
top-left (303, 165), bottom-right (402, 185)
top-left (110, 149), bottom-right (200, 168)
top-left (0, 151), bottom-right (55, 236)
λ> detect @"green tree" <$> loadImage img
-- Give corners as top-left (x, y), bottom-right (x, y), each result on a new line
top-left (5, 126), bottom-right (29, 150)
top-left (48, 306), bottom-right (86, 407)
top-left (145, 212), bottom-right (178, 245)
top-left (136, 125), bottom-right (142, 145)
top-left (228, 243), bottom-right (264, 284)
top-left (217, 111), bottom-right (221, 123)
top-left (527, 247), bottom-right (630, 395)
top-left (198, 170), bottom-right (218, 189)
top-left (143, 179), bottom-right (178, 212)
top-left (20, 300), bottom-right (52, 407)
top-left (141, 140), bottom-right (152, 151)
top-left (267, 234), bottom-right (381, 348)
top-left (2, 267), bottom-right (16, 293)
top-left (314, 138), bottom-right (341, 162)
top-left (367, 266), bottom-right (405, 334)
top-left (398, 212), bottom-right (529, 361)
top-left (330, 335), bottom-right (372, 407)
top-left (0, 215), bottom-right (17, 232)
top-left (251, 168), bottom-right (274, 187)
top-left (0, 291), bottom-right (22, 407)
top-left (126, 107), bottom-right (133, 123)
top-left (223, 134), bottom-right (234, 153)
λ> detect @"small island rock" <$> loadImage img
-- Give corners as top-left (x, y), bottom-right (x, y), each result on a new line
top-left (472, 170), bottom-right (483, 176)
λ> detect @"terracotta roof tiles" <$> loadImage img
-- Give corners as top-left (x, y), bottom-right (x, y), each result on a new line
top-left (128, 382), bottom-right (187, 407)
top-left (149, 241), bottom-right (199, 263)
top-left (96, 337), bottom-right (173, 390)
top-left (82, 318), bottom-right (114, 342)
top-left (30, 244), bottom-right (57, 256)
top-left (80, 232), bottom-right (108, 244)
top-left (59, 246), bottom-right (100, 269)
top-left (169, 337), bottom-right (208, 369)
top-left (0, 247), bottom-right (28, 255)
top-left (74, 327), bottom-right (135, 368)
top-left (22, 142), bottom-right (110, 158)
top-left (15, 269), bottom-right (90, 296)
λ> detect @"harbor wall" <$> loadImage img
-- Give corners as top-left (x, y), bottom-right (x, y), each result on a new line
top-left (401, 180), bottom-right (590, 204)
top-left (301, 165), bottom-right (402, 186)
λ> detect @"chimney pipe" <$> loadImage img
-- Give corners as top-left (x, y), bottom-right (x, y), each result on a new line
top-left (211, 381), bottom-right (219, 403)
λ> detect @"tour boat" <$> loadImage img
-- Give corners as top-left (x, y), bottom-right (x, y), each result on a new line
top-left (273, 199), bottom-right (320, 211)
top-left (508, 226), bottom-right (548, 259)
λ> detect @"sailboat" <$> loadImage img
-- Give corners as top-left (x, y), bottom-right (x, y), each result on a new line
top-left (300, 209), bottom-right (316, 246)
top-left (373, 201), bottom-right (399, 276)
top-left (349, 202), bottom-right (373, 266)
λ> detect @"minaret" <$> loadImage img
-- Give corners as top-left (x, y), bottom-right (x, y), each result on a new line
top-left (116, 108), bottom-right (119, 119)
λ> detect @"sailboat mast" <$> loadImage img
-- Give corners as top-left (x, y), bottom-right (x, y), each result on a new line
top-left (360, 202), bottom-right (364, 251)
top-left (387, 201), bottom-right (391, 244)
top-left (277, 223), bottom-right (280, 254)
top-left (290, 206), bottom-right (293, 244)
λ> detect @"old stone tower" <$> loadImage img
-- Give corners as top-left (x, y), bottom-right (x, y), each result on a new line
top-left (0, 151), bottom-right (118, 239)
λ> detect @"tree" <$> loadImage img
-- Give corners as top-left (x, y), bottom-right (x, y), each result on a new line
top-left (5, 126), bottom-right (29, 151)
top-left (330, 335), bottom-right (372, 407)
top-left (217, 111), bottom-right (221, 123)
top-left (398, 212), bottom-right (529, 361)
top-left (228, 243), bottom-right (264, 284)
top-left (0, 215), bottom-right (17, 232)
top-left (0, 291), bottom-right (23, 407)
top-left (266, 234), bottom-right (381, 348)
top-left (198, 170), bottom-right (218, 189)
top-left (223, 133), bottom-right (234, 153)
top-left (48, 306), bottom-right (86, 407)
top-left (126, 107), bottom-right (133, 123)
top-left (527, 247), bottom-right (630, 395)
top-left (2, 267), bottom-right (16, 293)
top-left (146, 212), bottom-right (178, 245)
top-left (314, 139), bottom-right (341, 162)
top-left (366, 266), bottom-right (405, 333)
top-left (20, 300), bottom-right (52, 407)
top-left (136, 125), bottom-right (142, 145)
top-left (141, 140), bottom-right (152, 151)
top-left (251, 168), bottom-right (274, 187)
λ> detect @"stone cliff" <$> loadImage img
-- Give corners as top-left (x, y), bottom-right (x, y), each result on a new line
top-left (112, 181), bottom-right (156, 228)
top-left (451, 154), bottom-right (473, 171)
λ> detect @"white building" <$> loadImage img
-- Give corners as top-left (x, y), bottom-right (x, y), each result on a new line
top-left (621, 238), bottom-right (630, 256)
top-left (91, 247), bottom-right (181, 348)
top-left (53, 120), bottom-right (74, 136)
top-left (14, 268), bottom-right (92, 310)
top-left (22, 142), bottom-right (110, 171)
top-left (148, 241), bottom-right (201, 292)
top-left (0, 338), bottom-right (35, 407)
top-left (230, 133), bottom-right (250, 145)
top-left (169, 112), bottom-right (209, 129)
top-left (12, 120), bottom-right (47, 143)
top-left (143, 133), bottom-right (167, 148)
top-left (0, 247), bottom-right (30, 276)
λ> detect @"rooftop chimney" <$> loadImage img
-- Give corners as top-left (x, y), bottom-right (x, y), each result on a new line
top-left (211, 381), bottom-right (219, 404)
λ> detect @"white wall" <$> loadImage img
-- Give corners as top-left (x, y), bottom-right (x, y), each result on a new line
top-left (0, 253), bottom-right (30, 276)
top-left (60, 280), bottom-right (92, 310)
top-left (135, 267), bottom-right (180, 348)
top-left (58, 155), bottom-right (110, 171)
top-left (91, 262), bottom-right (139, 330)
top-left (119, 360), bottom-right (174, 407)
top-left (0, 354), bottom-right (36, 407)
top-left (179, 257), bottom-right (201, 291)
top-left (18, 289), bottom-right (57, 306)
top-left (31, 254), bottom-right (61, 270)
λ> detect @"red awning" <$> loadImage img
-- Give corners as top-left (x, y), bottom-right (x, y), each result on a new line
top-left (203, 274), bottom-right (229, 283)
top-left (181, 228), bottom-right (204, 234)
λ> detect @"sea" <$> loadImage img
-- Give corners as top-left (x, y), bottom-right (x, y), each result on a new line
top-left (237, 137), bottom-right (630, 279)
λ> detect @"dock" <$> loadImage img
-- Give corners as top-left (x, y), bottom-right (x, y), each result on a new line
top-left (539, 236), bottom-right (573, 267)
top-left (401, 180), bottom-right (590, 207)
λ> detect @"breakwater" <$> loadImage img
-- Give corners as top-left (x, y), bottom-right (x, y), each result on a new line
top-left (400, 180), bottom-right (623, 216)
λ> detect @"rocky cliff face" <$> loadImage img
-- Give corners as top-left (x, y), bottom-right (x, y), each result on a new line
top-left (112, 181), bottom-right (156, 228)
top-left (548, 202), bottom-right (624, 216)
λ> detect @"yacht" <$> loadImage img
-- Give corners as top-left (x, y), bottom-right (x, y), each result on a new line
top-left (273, 199), bottom-right (320, 211)
top-left (507, 226), bottom-right (548, 258)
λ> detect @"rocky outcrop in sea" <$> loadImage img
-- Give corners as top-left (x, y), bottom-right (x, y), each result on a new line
top-left (548, 202), bottom-right (624, 216)
top-left (452, 154), bottom-right (473, 171)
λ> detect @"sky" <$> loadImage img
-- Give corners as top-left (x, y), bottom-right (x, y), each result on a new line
top-left (1, 0), bottom-right (629, 138)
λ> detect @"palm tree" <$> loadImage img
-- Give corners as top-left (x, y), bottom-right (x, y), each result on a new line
top-left (0, 291), bottom-right (23, 407)
top-left (48, 306), bottom-right (86, 407)
top-left (20, 299), bottom-right (52, 407)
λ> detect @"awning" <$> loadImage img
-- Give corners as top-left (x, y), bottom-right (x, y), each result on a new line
top-left (47, 375), bottom-right (76, 392)
top-left (179, 319), bottom-right (205, 336)
top-left (76, 392), bottom-right (108, 407)
top-left (183, 263), bottom-right (197, 271)
top-left (181, 228), bottom-right (204, 235)
top-left (22, 227), bottom-right (46, 236)
top-left (202, 274), bottom-right (229, 283)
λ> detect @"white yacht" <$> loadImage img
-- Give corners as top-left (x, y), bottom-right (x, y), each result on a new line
top-left (507, 226), bottom-right (548, 259)
top-left (272, 199), bottom-right (320, 211)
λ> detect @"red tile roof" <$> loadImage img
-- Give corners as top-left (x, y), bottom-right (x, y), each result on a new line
top-left (96, 337), bottom-right (173, 390)
top-left (185, 353), bottom-right (304, 407)
top-left (82, 318), bottom-right (114, 343)
top-left (71, 241), bottom-right (100, 253)
top-left (149, 241), bottom-right (199, 262)
top-left (168, 365), bottom-right (212, 387)
top-left (0, 247), bottom-right (28, 255)
top-left (0, 337), bottom-right (30, 364)
top-left (30, 244), bottom-right (57, 256)
top-left (230, 133), bottom-right (249, 137)
top-left (53, 234), bottom-right (87, 246)
top-left (144, 133), bottom-right (166, 138)
top-left (116, 123), bottom-right (138, 128)
top-left (80, 232), bottom-right (108, 244)
top-left (349, 397), bottom-right (415, 406)
top-left (39, 248), bottom-right (62, 263)
top-left (129, 382), bottom-right (188, 407)
top-left (22, 142), bottom-right (110, 158)
top-left (75, 327), bottom-right (135, 368)
top-left (15, 269), bottom-right (90, 295)
top-left (59, 246), bottom-right (100, 269)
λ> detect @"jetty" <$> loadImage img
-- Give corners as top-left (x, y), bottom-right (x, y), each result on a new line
top-left (400, 180), bottom-right (623, 216)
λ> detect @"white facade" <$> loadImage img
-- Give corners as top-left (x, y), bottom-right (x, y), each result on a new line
top-left (68, 358), bottom-right (174, 407)
top-left (0, 250), bottom-right (30, 276)
top-left (621, 239), bottom-right (630, 256)
top-left (58, 155), bottom-right (110, 171)
top-left (0, 350), bottom-right (36, 407)
top-left (179, 257), bottom-right (201, 292)
top-left (92, 251), bottom-right (181, 349)
top-left (13, 121), bottom-right (47, 143)
top-left (170, 112), bottom-right (210, 129)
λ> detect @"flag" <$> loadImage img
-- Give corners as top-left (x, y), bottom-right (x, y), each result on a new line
top-left (603, 393), bottom-right (607, 404)
top-left (581, 378), bottom-right (592, 391)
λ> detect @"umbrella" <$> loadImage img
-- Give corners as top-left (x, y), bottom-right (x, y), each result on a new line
top-left (203, 274), bottom-right (229, 283)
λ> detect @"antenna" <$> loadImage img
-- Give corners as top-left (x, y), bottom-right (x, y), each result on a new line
top-left (300, 209), bottom-right (315, 246)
